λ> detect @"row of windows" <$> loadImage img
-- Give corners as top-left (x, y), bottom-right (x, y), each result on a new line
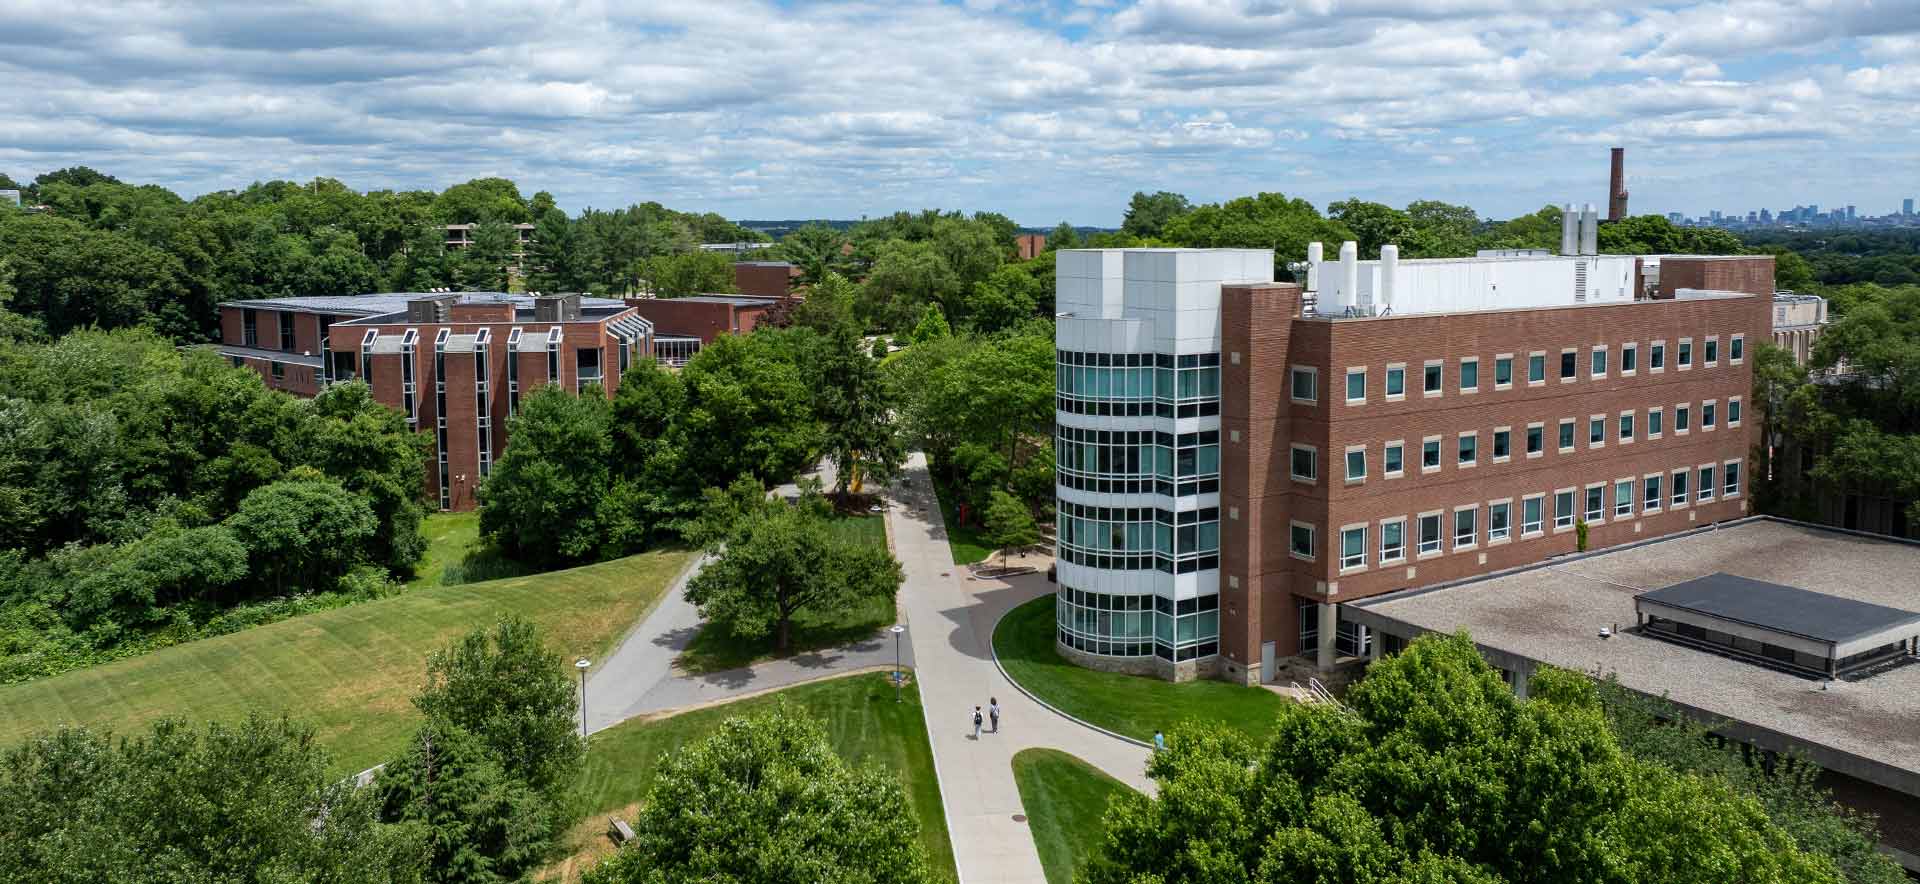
top-left (1055, 588), bottom-right (1220, 660)
top-left (1289, 334), bottom-right (1747, 407)
top-left (1289, 397), bottom-right (1744, 485)
top-left (1288, 459), bottom-right (1744, 571)
top-left (1056, 350), bottom-right (1222, 417)
top-left (1056, 503), bottom-right (1221, 573)
top-left (1055, 427), bottom-right (1220, 497)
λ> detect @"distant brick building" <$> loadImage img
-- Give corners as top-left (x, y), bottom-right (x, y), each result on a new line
top-left (1015, 233), bottom-right (1047, 261)
top-left (732, 261), bottom-right (801, 298)
top-left (622, 294), bottom-right (786, 365)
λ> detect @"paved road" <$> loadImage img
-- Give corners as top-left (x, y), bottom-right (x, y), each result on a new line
top-left (888, 453), bottom-right (1154, 884)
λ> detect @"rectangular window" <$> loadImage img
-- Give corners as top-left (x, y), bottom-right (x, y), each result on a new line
top-left (1728, 398), bottom-right (1742, 426)
top-left (1424, 360), bottom-right (1443, 395)
top-left (1457, 432), bottom-right (1477, 466)
top-left (1698, 465), bottom-right (1715, 501)
top-left (1560, 349), bottom-right (1577, 380)
top-left (1648, 407), bottom-right (1664, 438)
top-left (1705, 336), bottom-right (1719, 365)
top-left (1290, 366), bottom-right (1317, 403)
top-left (279, 314), bottom-right (295, 352)
top-left (1528, 351), bottom-right (1547, 384)
top-left (1345, 368), bottom-right (1366, 403)
top-left (1678, 338), bottom-right (1693, 368)
top-left (1651, 341), bottom-right (1666, 371)
top-left (1672, 469), bottom-right (1690, 507)
top-left (1675, 404), bottom-right (1691, 433)
top-left (1380, 519), bottom-right (1406, 563)
top-left (1494, 355), bottom-right (1513, 388)
top-left (1290, 522), bottom-right (1316, 560)
top-left (1589, 416), bottom-right (1605, 447)
top-left (242, 309), bottom-right (259, 348)
top-left (1590, 345), bottom-right (1608, 378)
top-left (1703, 401), bottom-right (1717, 429)
top-left (1290, 445), bottom-right (1317, 483)
top-left (1615, 480), bottom-right (1633, 517)
top-left (1418, 513), bottom-right (1443, 555)
top-left (1384, 441), bottom-right (1404, 477)
top-left (1492, 428), bottom-right (1511, 461)
top-left (1621, 343), bottom-right (1637, 374)
top-left (1526, 423), bottom-right (1544, 456)
top-left (1345, 447), bottom-right (1367, 482)
top-left (1554, 490), bottom-right (1575, 529)
top-left (270, 360), bottom-right (285, 380)
top-left (1422, 437), bottom-right (1441, 471)
top-left (1454, 508), bottom-right (1477, 548)
top-left (1488, 501), bottom-right (1511, 542)
top-left (1557, 419), bottom-right (1575, 452)
top-left (1522, 495), bottom-right (1544, 535)
top-left (1645, 474), bottom-right (1663, 512)
top-left (1459, 358), bottom-right (1479, 393)
top-left (1341, 526), bottom-right (1366, 570)
top-left (1730, 335), bottom-right (1745, 363)
top-left (1386, 363), bottom-right (1406, 398)
top-left (1585, 485), bottom-right (1605, 523)
top-left (1724, 461), bottom-right (1742, 496)
top-left (1618, 411), bottom-right (1635, 442)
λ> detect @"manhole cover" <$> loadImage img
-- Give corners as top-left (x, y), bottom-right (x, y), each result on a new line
top-left (1011, 814), bottom-right (1027, 823)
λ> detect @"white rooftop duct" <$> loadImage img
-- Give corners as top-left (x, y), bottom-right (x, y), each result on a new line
top-left (1338, 241), bottom-right (1358, 311)
top-left (1579, 203), bottom-right (1600, 256)
top-left (1306, 241), bottom-right (1324, 294)
top-left (1560, 203), bottom-right (1578, 256)
top-left (1379, 244), bottom-right (1399, 313)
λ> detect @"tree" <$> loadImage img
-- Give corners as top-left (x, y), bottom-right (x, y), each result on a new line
top-left (1049, 221), bottom-right (1081, 250)
top-left (774, 223), bottom-right (853, 286)
top-left (0, 213), bottom-right (196, 338)
top-left (477, 385), bottom-right (614, 568)
top-left (910, 302), bottom-right (951, 343)
top-left (376, 720), bottom-right (553, 884)
top-left (431, 178), bottom-right (530, 224)
top-left (1086, 632), bottom-right (1841, 884)
top-left (788, 270), bottom-right (858, 331)
top-left (685, 493), bottom-right (902, 652)
top-left (964, 264), bottom-right (1040, 333)
top-left (224, 476), bottom-right (379, 596)
top-left (638, 250), bottom-right (734, 297)
top-left (1160, 192), bottom-right (1353, 279)
top-left (1599, 215), bottom-right (1744, 256)
top-left (981, 490), bottom-right (1039, 567)
top-left (1328, 199), bottom-right (1414, 257)
top-left (862, 240), bottom-right (957, 331)
top-left (305, 381), bottom-right (432, 574)
top-left (460, 219), bottom-right (518, 291)
top-left (1122, 191), bottom-right (1192, 239)
top-left (813, 321), bottom-right (903, 495)
top-left (0, 715), bottom-right (423, 884)
top-left (583, 709), bottom-right (933, 884)
top-left (409, 616), bottom-right (582, 801)
top-left (676, 332), bottom-right (823, 491)
top-left (526, 207), bottom-right (584, 292)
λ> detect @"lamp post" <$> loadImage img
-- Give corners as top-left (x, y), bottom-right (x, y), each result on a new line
top-left (575, 658), bottom-right (591, 740)
top-left (889, 625), bottom-right (907, 703)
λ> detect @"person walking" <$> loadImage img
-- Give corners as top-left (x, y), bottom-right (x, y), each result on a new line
top-left (988, 697), bottom-right (1001, 733)
top-left (972, 705), bottom-right (983, 740)
top-left (1153, 730), bottom-right (1166, 751)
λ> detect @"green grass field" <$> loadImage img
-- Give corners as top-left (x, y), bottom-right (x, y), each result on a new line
top-left (545, 671), bottom-right (955, 883)
top-left (994, 596), bottom-right (1290, 745)
top-left (405, 511), bottom-right (532, 589)
top-left (0, 548), bottom-right (697, 776)
top-left (678, 513), bottom-right (898, 673)
top-left (930, 475), bottom-right (995, 565)
top-left (1012, 748), bottom-right (1136, 884)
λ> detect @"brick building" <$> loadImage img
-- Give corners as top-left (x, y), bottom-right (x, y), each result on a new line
top-left (217, 292), bottom-right (652, 511)
top-left (1016, 233), bottom-right (1048, 260)
top-left (1053, 237), bottom-right (1772, 683)
top-left (732, 261), bottom-right (801, 298)
top-left (621, 294), bottom-right (785, 365)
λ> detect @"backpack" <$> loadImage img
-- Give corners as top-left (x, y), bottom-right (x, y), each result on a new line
top-left (973, 710), bottom-right (983, 726)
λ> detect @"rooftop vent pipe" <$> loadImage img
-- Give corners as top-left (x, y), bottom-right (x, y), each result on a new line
top-left (1379, 244), bottom-right (1399, 313)
top-left (1560, 204), bottom-right (1578, 256)
top-left (1306, 241), bottom-right (1324, 294)
top-left (1579, 203), bottom-right (1599, 256)
top-left (1338, 241), bottom-right (1358, 310)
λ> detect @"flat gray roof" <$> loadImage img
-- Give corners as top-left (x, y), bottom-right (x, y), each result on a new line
top-left (1346, 518), bottom-right (1920, 795)
top-left (225, 293), bottom-right (627, 318)
top-left (1640, 573), bottom-right (1920, 645)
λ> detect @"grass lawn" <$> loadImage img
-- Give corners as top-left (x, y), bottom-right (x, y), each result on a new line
top-left (994, 596), bottom-right (1291, 745)
top-left (930, 474), bottom-right (995, 565)
top-left (405, 511), bottom-right (532, 590)
top-left (0, 548), bottom-right (697, 776)
top-left (542, 671), bottom-right (955, 883)
top-left (1013, 748), bottom-right (1137, 884)
top-left (677, 513), bottom-right (898, 673)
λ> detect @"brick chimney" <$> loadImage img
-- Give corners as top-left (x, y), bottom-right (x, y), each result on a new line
top-left (1608, 147), bottom-right (1629, 221)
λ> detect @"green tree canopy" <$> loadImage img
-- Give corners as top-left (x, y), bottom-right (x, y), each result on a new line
top-left (410, 616), bottom-right (582, 800)
top-left (477, 384), bottom-right (614, 568)
top-left (1123, 191), bottom-right (1193, 239)
top-left (638, 250), bottom-right (735, 297)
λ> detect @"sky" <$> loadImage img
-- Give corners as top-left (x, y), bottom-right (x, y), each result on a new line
top-left (2, 0), bottom-right (1917, 227)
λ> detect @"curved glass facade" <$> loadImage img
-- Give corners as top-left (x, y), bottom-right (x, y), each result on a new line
top-left (1056, 502), bottom-right (1220, 573)
top-left (1055, 426), bottom-right (1220, 496)
top-left (1056, 350), bottom-right (1221, 418)
top-left (1056, 586), bottom-right (1221, 661)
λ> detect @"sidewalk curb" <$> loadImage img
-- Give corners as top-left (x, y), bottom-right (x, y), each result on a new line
top-left (987, 605), bottom-right (1154, 751)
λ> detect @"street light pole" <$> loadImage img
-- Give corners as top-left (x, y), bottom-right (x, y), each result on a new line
top-left (889, 625), bottom-right (906, 703)
top-left (575, 658), bottom-right (591, 740)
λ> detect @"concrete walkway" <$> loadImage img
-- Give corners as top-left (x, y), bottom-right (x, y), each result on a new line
top-left (889, 453), bottom-right (1153, 884)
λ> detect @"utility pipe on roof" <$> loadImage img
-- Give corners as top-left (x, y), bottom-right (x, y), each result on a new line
top-left (1579, 203), bottom-right (1599, 256)
top-left (1338, 241), bottom-right (1358, 310)
top-left (1560, 203), bottom-right (1578, 256)
top-left (1379, 244), bottom-right (1399, 313)
top-left (1306, 241), bottom-right (1323, 294)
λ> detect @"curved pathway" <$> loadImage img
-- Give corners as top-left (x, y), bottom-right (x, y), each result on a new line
top-left (888, 453), bottom-right (1153, 884)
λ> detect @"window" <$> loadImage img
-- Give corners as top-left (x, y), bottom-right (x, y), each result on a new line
top-left (1615, 480), bottom-right (1633, 517)
top-left (1645, 474), bottom-right (1663, 512)
top-left (1554, 490), bottom-right (1575, 529)
top-left (1423, 360), bottom-right (1443, 395)
top-left (1728, 397), bottom-right (1742, 426)
top-left (1731, 335), bottom-right (1745, 363)
top-left (1528, 351), bottom-right (1547, 384)
top-left (1345, 446), bottom-right (1367, 482)
top-left (1671, 469), bottom-right (1690, 507)
top-left (270, 360), bottom-right (285, 380)
top-left (1522, 495), bottom-right (1544, 535)
top-left (1621, 343), bottom-right (1638, 374)
top-left (1494, 355), bottom-right (1513, 388)
top-left (1418, 513), bottom-right (1443, 555)
top-left (1589, 416), bottom-right (1605, 447)
top-left (1724, 461), bottom-right (1742, 496)
top-left (1386, 363), bottom-right (1406, 398)
top-left (1648, 407), bottom-right (1664, 438)
top-left (1675, 404), bottom-right (1691, 433)
top-left (1492, 427), bottom-right (1511, 461)
top-left (1557, 419), bottom-right (1575, 452)
top-left (1384, 441), bottom-right (1405, 477)
top-left (1457, 432), bottom-right (1477, 466)
top-left (1560, 348), bottom-right (1577, 380)
top-left (1678, 338), bottom-right (1693, 368)
top-left (242, 309), bottom-right (258, 347)
top-left (1290, 366), bottom-right (1317, 403)
top-left (1345, 368), bottom-right (1366, 403)
top-left (1422, 436), bottom-right (1442, 471)
top-left (1340, 526), bottom-right (1367, 570)
top-left (1459, 358), bottom-right (1479, 393)
top-left (278, 314), bottom-right (295, 352)
top-left (1618, 411), bottom-right (1635, 442)
top-left (1290, 522), bottom-right (1315, 560)
top-left (1651, 340), bottom-right (1666, 371)
top-left (1705, 336), bottom-right (1719, 365)
top-left (1590, 345), bottom-right (1608, 378)
top-left (1454, 508), bottom-right (1477, 548)
top-left (1584, 485), bottom-right (1605, 523)
top-left (1702, 401), bottom-right (1717, 429)
top-left (1526, 423), bottom-right (1544, 456)
top-left (1488, 501), bottom-right (1511, 542)
top-left (1380, 519), bottom-right (1406, 563)
top-left (1290, 445), bottom-right (1317, 482)
top-left (1698, 465), bottom-right (1715, 502)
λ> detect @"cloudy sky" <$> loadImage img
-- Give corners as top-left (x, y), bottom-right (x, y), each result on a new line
top-left (3, 0), bottom-right (1917, 226)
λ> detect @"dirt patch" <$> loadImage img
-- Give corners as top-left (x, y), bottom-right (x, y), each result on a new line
top-left (535, 801), bottom-right (641, 883)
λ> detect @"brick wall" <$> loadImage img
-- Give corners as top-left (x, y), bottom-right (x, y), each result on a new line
top-left (625, 298), bottom-right (739, 344)
top-left (219, 306), bottom-right (245, 347)
top-left (1657, 256), bottom-right (1775, 299)
top-left (733, 263), bottom-right (794, 298)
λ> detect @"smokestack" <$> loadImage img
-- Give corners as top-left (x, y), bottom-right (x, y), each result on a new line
top-left (1560, 203), bottom-right (1578, 255)
top-left (1306, 241), bottom-right (1324, 294)
top-left (1338, 241), bottom-right (1358, 310)
top-left (1579, 204), bottom-right (1599, 256)
top-left (1608, 147), bottom-right (1628, 221)
top-left (1379, 244), bottom-right (1398, 313)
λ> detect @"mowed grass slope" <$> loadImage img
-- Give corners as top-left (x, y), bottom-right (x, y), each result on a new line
top-left (0, 548), bottom-right (697, 776)
top-left (1013, 748), bottom-right (1136, 884)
